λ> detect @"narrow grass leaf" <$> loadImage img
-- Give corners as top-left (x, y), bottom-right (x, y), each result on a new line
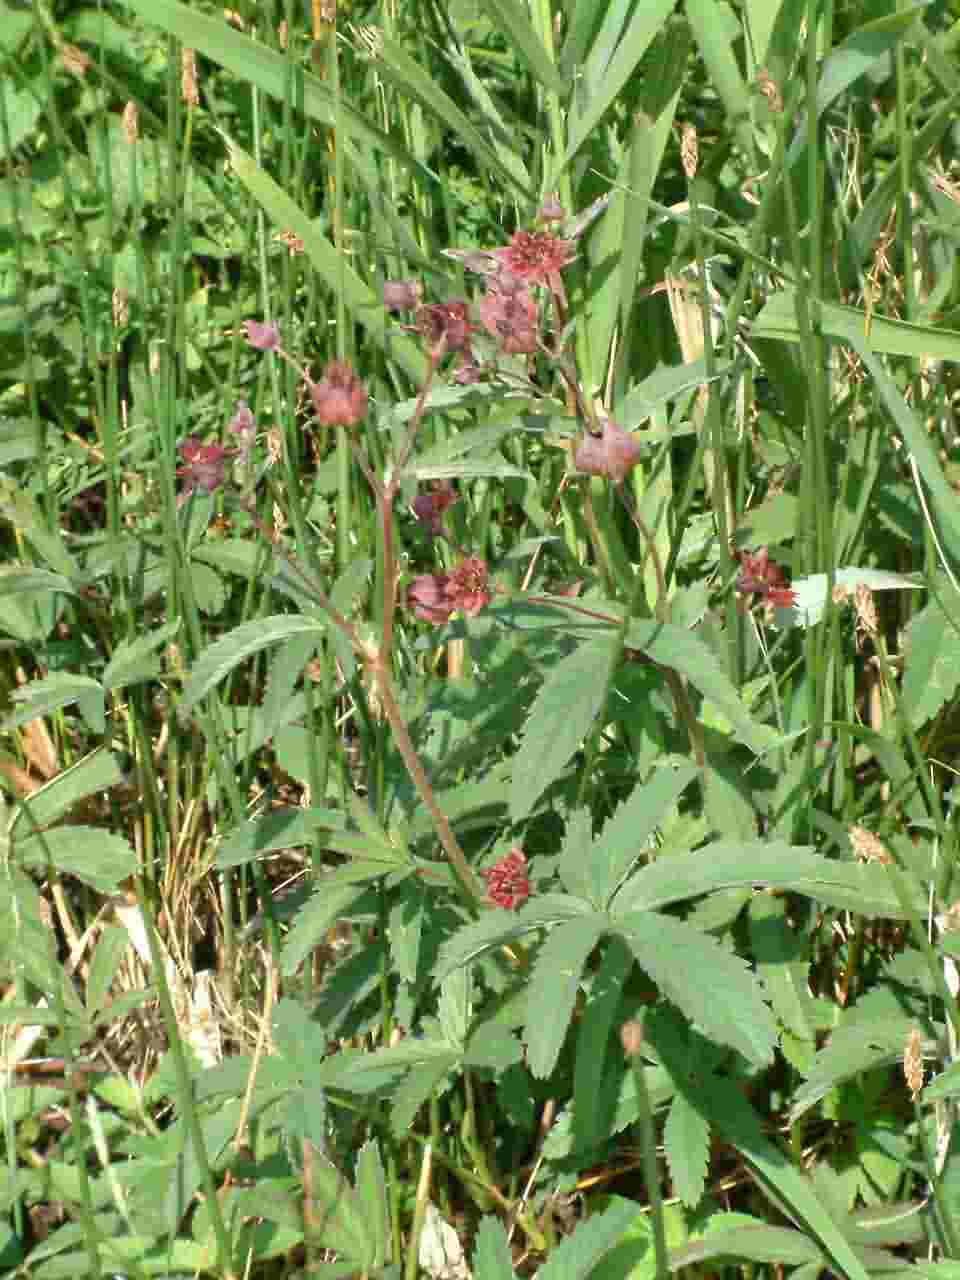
top-left (562, 0), bottom-right (677, 174)
top-left (473, 1216), bottom-right (516, 1280)
top-left (525, 917), bottom-right (605, 1079)
top-left (510, 637), bottom-right (617, 822)
top-left (685, 0), bottom-right (751, 151)
top-left (223, 136), bottom-right (428, 385)
top-left (664, 1090), bottom-right (710, 1208)
top-left (479, 0), bottom-right (566, 94)
top-left (181, 615), bottom-right (326, 715)
top-left (618, 910), bottom-right (777, 1068)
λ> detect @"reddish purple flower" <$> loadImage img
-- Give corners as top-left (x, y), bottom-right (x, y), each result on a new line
top-left (537, 193), bottom-right (564, 224)
top-left (478, 282), bottom-right (540, 354)
top-left (407, 557), bottom-right (491, 624)
top-left (412, 484), bottom-right (458, 537)
top-left (308, 360), bottom-right (368, 427)
top-left (736, 548), bottom-right (797, 608)
top-left (177, 437), bottom-right (235, 495)
top-left (245, 320), bottom-right (281, 351)
top-left (489, 230), bottom-right (576, 288)
top-left (574, 418), bottom-right (643, 485)
top-left (481, 848), bottom-right (530, 910)
top-left (384, 279), bottom-right (422, 312)
top-left (415, 301), bottom-right (473, 355)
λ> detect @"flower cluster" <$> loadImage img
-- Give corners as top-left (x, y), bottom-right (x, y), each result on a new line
top-left (412, 483), bottom-right (458, 538)
top-left (574, 417), bottom-right (643, 485)
top-left (407, 557), bottom-right (491, 624)
top-left (308, 360), bottom-right (368, 428)
top-left (736, 548), bottom-right (796, 608)
top-left (481, 848), bottom-right (530, 910)
top-left (177, 437), bottom-right (235, 497)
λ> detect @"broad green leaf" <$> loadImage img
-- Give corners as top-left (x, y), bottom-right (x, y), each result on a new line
top-left (305, 1158), bottom-right (372, 1267)
top-left (624, 620), bottom-right (778, 754)
top-left (389, 878), bottom-right (426, 984)
top-left (13, 827), bottom-right (136, 893)
top-left (472, 1216), bottom-right (516, 1280)
top-left (525, 916), bottom-right (605, 1079)
top-left (9, 749), bottom-right (123, 838)
top-left (223, 136), bottom-right (428, 386)
top-left (433, 894), bottom-right (591, 983)
top-left (463, 1021), bottom-right (523, 1072)
top-left (510, 637), bottom-right (618, 822)
top-left (790, 1014), bottom-right (918, 1121)
top-left (3, 673), bottom-right (103, 733)
top-left (389, 1056), bottom-right (457, 1137)
top-left (217, 807), bottom-right (343, 869)
top-left (902, 593), bottom-right (960, 728)
top-left (182, 615), bottom-right (327, 714)
top-left (85, 925), bottom-right (130, 1018)
top-left (558, 809), bottom-right (594, 901)
top-left (0, 567), bottom-right (76, 597)
top-left (102, 620), bottom-right (181, 690)
top-left (783, 566), bottom-right (923, 630)
top-left (281, 882), bottom-right (367, 978)
top-left (586, 762), bottom-right (698, 908)
top-left (537, 1197), bottom-right (645, 1280)
top-left (355, 1142), bottom-right (389, 1270)
top-left (618, 910), bottom-right (777, 1067)
top-left (664, 1090), bottom-right (710, 1208)
top-left (749, 896), bottom-right (816, 1043)
top-left (613, 841), bottom-right (925, 919)
top-left (671, 1217), bottom-right (823, 1268)
top-left (573, 938), bottom-right (633, 1152)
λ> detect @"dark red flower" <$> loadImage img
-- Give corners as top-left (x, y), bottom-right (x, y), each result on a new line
top-left (481, 848), bottom-right (530, 910)
top-left (478, 282), bottom-right (540, 354)
top-left (177, 437), bottom-right (234, 495)
top-left (489, 230), bottom-right (576, 287)
top-left (574, 418), bottom-right (643, 485)
top-left (736, 548), bottom-right (796, 607)
top-left (415, 301), bottom-right (474, 354)
top-left (412, 484), bottom-right (458, 537)
top-left (308, 360), bottom-right (368, 427)
top-left (407, 556), bottom-right (491, 624)
top-left (245, 319), bottom-right (281, 351)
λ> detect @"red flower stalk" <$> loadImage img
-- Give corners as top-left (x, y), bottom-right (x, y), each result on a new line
top-left (408, 556), bottom-right (491, 624)
top-left (308, 360), bottom-right (368, 427)
top-left (574, 417), bottom-right (643, 485)
top-left (177, 437), bottom-right (235, 495)
top-left (736, 548), bottom-right (797, 607)
top-left (481, 848), bottom-right (530, 910)
top-left (478, 281), bottom-right (540, 355)
top-left (412, 484), bottom-right (458, 537)
top-left (229, 400), bottom-right (255, 456)
top-left (245, 319), bottom-right (281, 351)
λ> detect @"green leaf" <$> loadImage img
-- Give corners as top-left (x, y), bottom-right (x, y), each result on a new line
top-left (525, 916), bottom-right (606, 1079)
top-left (749, 896), bottom-right (816, 1043)
top-left (102, 620), bottom-right (181, 690)
top-left (790, 1013), bottom-right (918, 1122)
top-left (13, 827), bottom-right (136, 893)
top-left (0, 567), bottom-right (77, 598)
top-left (217, 807), bottom-right (343, 869)
top-left (561, 0), bottom-right (677, 175)
top-left (617, 911), bottom-right (777, 1068)
top-left (537, 1197), bottom-right (645, 1280)
top-left (478, 0), bottom-right (565, 95)
top-left (9, 749), bottom-right (123, 838)
top-left (686, 0), bottom-right (751, 153)
top-left (613, 841), bottom-right (925, 920)
top-left (389, 1056), bottom-right (456, 1137)
top-left (472, 1216), bottom-right (516, 1280)
top-left (664, 1090), bottom-right (710, 1208)
top-left (586, 763), bottom-right (698, 908)
top-left (510, 637), bottom-right (617, 822)
top-left (902, 594), bottom-right (960, 728)
top-left (181, 615), bottom-right (327, 714)
top-left (671, 1216), bottom-right (823, 1268)
top-left (355, 1141), bottom-right (389, 1269)
top-left (573, 938), bottom-right (633, 1152)
top-left (281, 882), bottom-right (368, 978)
top-left (625, 620), bottom-right (778, 754)
top-left (3, 673), bottom-right (104, 733)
